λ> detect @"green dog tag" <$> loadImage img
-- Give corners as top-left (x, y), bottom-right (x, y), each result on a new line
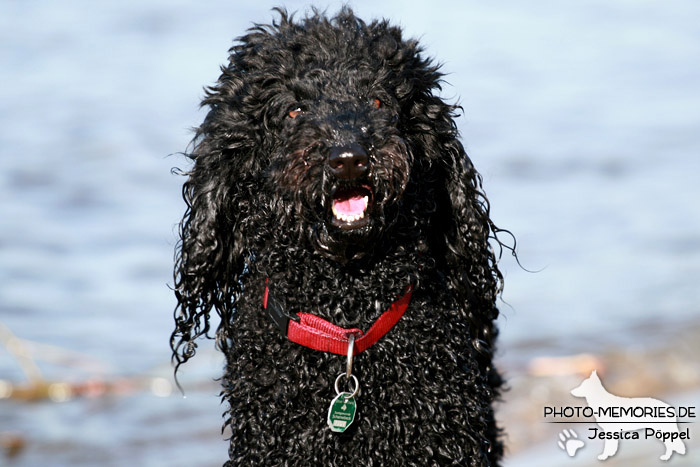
top-left (327, 392), bottom-right (356, 432)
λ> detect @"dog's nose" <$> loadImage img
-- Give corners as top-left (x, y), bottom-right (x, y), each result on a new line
top-left (328, 144), bottom-right (369, 180)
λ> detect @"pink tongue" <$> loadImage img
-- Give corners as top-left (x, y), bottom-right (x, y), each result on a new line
top-left (334, 196), bottom-right (366, 216)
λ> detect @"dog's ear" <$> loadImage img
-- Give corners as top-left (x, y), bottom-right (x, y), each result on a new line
top-left (171, 76), bottom-right (265, 372)
top-left (440, 134), bottom-right (502, 339)
top-left (171, 151), bottom-right (241, 373)
top-left (411, 94), bottom-right (512, 360)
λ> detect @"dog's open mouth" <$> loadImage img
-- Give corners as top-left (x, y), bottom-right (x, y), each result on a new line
top-left (330, 185), bottom-right (372, 229)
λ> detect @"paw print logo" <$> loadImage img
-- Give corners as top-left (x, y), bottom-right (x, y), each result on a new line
top-left (558, 428), bottom-right (585, 457)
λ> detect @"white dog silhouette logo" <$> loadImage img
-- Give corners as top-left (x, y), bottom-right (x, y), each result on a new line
top-left (570, 370), bottom-right (686, 461)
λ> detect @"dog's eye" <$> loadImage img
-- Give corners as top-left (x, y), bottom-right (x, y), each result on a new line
top-left (288, 107), bottom-right (303, 119)
top-left (371, 98), bottom-right (382, 109)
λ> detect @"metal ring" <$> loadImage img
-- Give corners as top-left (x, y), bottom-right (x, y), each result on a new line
top-left (346, 334), bottom-right (355, 378)
top-left (334, 373), bottom-right (359, 399)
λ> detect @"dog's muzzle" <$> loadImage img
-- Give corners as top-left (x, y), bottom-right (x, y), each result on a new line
top-left (328, 144), bottom-right (373, 230)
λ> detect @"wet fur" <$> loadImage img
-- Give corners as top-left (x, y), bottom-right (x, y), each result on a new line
top-left (172, 8), bottom-right (511, 466)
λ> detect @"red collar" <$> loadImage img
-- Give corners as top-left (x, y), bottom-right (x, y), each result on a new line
top-left (263, 281), bottom-right (413, 356)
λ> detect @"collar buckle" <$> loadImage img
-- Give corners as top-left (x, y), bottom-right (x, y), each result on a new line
top-left (264, 289), bottom-right (300, 335)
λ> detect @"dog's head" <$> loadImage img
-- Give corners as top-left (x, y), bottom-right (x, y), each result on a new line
top-left (186, 8), bottom-right (466, 262)
top-left (172, 8), bottom-right (511, 367)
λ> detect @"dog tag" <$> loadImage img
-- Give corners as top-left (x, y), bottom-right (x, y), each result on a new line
top-left (327, 392), bottom-right (356, 432)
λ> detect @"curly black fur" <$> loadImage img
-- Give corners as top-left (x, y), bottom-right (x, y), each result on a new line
top-left (172, 8), bottom-right (512, 466)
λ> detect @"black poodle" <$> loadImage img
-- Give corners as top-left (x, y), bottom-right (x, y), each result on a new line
top-left (172, 8), bottom-right (511, 466)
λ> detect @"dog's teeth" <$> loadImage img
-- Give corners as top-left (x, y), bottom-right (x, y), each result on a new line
top-left (332, 209), bottom-right (366, 223)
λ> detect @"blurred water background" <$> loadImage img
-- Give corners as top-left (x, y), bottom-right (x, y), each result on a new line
top-left (1, 0), bottom-right (698, 465)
